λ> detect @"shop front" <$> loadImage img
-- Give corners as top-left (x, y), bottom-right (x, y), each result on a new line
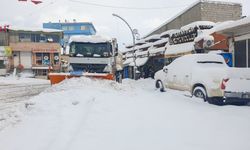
top-left (0, 46), bottom-right (12, 75)
top-left (32, 49), bottom-right (60, 76)
top-left (217, 17), bottom-right (250, 68)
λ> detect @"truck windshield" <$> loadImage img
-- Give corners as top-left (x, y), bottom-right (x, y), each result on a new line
top-left (69, 42), bottom-right (112, 57)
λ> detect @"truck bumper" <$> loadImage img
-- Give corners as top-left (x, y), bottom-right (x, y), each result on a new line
top-left (224, 91), bottom-right (250, 104)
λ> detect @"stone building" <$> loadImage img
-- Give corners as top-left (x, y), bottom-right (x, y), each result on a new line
top-left (146, 0), bottom-right (242, 37)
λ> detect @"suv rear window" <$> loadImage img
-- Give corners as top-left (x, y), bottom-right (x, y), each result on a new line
top-left (197, 61), bottom-right (223, 64)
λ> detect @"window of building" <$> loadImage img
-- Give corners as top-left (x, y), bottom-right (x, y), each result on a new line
top-left (0, 60), bottom-right (5, 69)
top-left (36, 53), bottom-right (43, 65)
top-left (0, 32), bottom-right (8, 46)
top-left (234, 40), bottom-right (247, 67)
top-left (68, 26), bottom-right (74, 31)
top-left (19, 33), bottom-right (31, 42)
top-left (248, 39), bottom-right (250, 68)
top-left (36, 53), bottom-right (51, 65)
top-left (62, 26), bottom-right (68, 31)
top-left (31, 34), bottom-right (40, 42)
top-left (80, 26), bottom-right (89, 31)
top-left (46, 35), bottom-right (60, 43)
top-left (53, 53), bottom-right (59, 65)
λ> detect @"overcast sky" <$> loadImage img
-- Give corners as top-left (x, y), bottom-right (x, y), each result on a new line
top-left (1, 0), bottom-right (249, 49)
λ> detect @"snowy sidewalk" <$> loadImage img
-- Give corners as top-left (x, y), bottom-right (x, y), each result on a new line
top-left (0, 77), bottom-right (250, 150)
top-left (0, 77), bottom-right (50, 130)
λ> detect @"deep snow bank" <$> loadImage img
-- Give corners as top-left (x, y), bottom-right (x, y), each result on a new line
top-left (0, 77), bottom-right (250, 150)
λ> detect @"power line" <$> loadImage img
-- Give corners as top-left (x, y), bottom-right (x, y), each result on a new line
top-left (68, 0), bottom-right (187, 10)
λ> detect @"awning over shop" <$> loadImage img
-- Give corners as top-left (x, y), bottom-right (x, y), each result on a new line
top-left (165, 42), bottom-right (195, 56)
top-left (129, 57), bottom-right (149, 67)
top-left (149, 47), bottom-right (165, 55)
top-left (123, 57), bottom-right (134, 66)
top-left (216, 17), bottom-right (250, 37)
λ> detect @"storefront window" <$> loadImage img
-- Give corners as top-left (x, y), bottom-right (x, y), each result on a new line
top-left (54, 53), bottom-right (59, 65)
top-left (234, 40), bottom-right (247, 67)
top-left (43, 53), bottom-right (50, 65)
top-left (0, 60), bottom-right (5, 69)
top-left (36, 53), bottom-right (43, 65)
top-left (35, 53), bottom-right (50, 65)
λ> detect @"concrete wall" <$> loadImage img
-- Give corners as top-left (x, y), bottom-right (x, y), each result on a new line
top-left (201, 2), bottom-right (242, 22)
top-left (148, 1), bottom-right (242, 36)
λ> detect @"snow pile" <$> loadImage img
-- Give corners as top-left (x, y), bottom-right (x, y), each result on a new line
top-left (0, 77), bottom-right (250, 150)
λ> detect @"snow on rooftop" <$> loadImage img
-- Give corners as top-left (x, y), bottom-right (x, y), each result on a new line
top-left (144, 34), bottom-right (161, 42)
top-left (160, 29), bottom-right (179, 38)
top-left (180, 21), bottom-right (215, 31)
top-left (135, 50), bottom-right (149, 57)
top-left (10, 26), bottom-right (63, 33)
top-left (135, 39), bottom-right (146, 45)
top-left (69, 35), bottom-right (112, 44)
top-left (129, 57), bottom-right (149, 67)
top-left (152, 38), bottom-right (169, 46)
top-left (165, 42), bottom-right (195, 55)
top-left (123, 57), bottom-right (134, 66)
top-left (194, 20), bottom-right (235, 42)
top-left (149, 46), bottom-right (166, 55)
top-left (137, 42), bottom-right (154, 50)
top-left (216, 17), bottom-right (250, 33)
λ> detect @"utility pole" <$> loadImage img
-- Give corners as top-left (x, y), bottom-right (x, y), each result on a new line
top-left (112, 13), bottom-right (138, 80)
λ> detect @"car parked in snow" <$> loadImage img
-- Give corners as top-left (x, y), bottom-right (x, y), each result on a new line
top-left (154, 54), bottom-right (250, 105)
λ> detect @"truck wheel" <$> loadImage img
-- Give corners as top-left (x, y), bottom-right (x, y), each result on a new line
top-left (193, 86), bottom-right (207, 102)
top-left (155, 80), bottom-right (165, 92)
top-left (207, 97), bottom-right (224, 106)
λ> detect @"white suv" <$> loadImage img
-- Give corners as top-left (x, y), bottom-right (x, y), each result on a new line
top-left (155, 54), bottom-right (250, 105)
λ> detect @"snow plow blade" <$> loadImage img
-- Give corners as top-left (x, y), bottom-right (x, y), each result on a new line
top-left (48, 73), bottom-right (114, 85)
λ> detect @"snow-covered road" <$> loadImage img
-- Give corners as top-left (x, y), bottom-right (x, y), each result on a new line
top-left (0, 77), bottom-right (50, 130)
top-left (0, 77), bottom-right (250, 150)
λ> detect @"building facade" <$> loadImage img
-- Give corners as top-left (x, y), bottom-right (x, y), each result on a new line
top-left (0, 27), bottom-right (63, 76)
top-left (217, 17), bottom-right (250, 68)
top-left (43, 21), bottom-right (96, 47)
top-left (146, 0), bottom-right (242, 37)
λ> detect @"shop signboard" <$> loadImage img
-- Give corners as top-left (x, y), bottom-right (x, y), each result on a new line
top-left (0, 46), bottom-right (12, 57)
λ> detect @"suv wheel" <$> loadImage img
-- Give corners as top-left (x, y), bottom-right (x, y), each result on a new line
top-left (155, 80), bottom-right (165, 92)
top-left (193, 86), bottom-right (207, 102)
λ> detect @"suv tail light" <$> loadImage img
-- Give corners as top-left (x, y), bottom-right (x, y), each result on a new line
top-left (221, 78), bottom-right (229, 90)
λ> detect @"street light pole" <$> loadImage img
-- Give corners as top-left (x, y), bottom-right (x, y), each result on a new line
top-left (112, 13), bottom-right (137, 80)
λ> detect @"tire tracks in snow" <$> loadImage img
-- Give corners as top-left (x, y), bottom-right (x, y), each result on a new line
top-left (45, 97), bottom-right (97, 150)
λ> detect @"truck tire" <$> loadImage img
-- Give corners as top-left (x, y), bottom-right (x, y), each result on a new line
top-left (207, 97), bottom-right (224, 106)
top-left (155, 80), bottom-right (165, 92)
top-left (193, 86), bottom-right (207, 102)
